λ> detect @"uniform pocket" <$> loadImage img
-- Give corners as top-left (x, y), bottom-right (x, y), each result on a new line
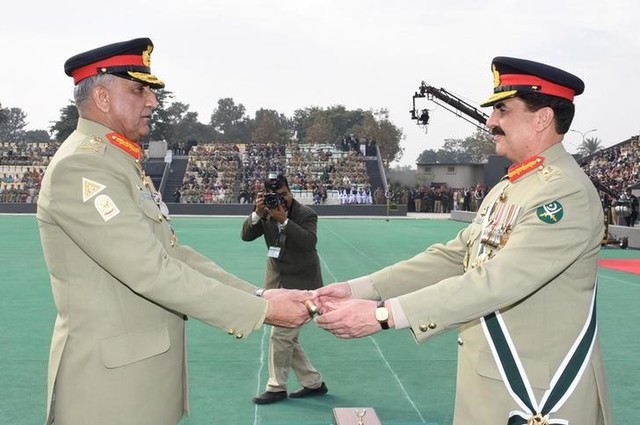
top-left (101, 323), bottom-right (170, 368)
top-left (477, 349), bottom-right (550, 390)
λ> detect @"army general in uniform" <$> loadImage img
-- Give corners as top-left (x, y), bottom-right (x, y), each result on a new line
top-left (37, 38), bottom-right (312, 425)
top-left (315, 57), bottom-right (612, 424)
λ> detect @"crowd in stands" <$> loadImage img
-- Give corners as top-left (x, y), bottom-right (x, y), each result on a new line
top-left (3, 135), bottom-right (638, 227)
top-left (174, 139), bottom-right (374, 206)
top-left (176, 143), bottom-right (242, 204)
top-left (580, 135), bottom-right (640, 226)
top-left (0, 141), bottom-right (59, 204)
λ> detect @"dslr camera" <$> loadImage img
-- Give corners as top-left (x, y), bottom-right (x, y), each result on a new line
top-left (264, 172), bottom-right (286, 209)
top-left (264, 192), bottom-right (284, 209)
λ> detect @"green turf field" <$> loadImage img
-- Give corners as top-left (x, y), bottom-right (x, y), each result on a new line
top-left (0, 215), bottom-right (638, 424)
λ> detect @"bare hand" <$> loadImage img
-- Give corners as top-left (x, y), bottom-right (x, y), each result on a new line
top-left (255, 193), bottom-right (267, 218)
top-left (313, 282), bottom-right (352, 315)
top-left (262, 288), bottom-right (288, 300)
top-left (268, 204), bottom-right (287, 224)
top-left (314, 299), bottom-right (381, 338)
top-left (264, 290), bottom-right (313, 328)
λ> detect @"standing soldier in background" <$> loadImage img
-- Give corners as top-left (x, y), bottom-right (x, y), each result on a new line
top-left (37, 38), bottom-right (312, 425)
top-left (242, 173), bottom-right (328, 404)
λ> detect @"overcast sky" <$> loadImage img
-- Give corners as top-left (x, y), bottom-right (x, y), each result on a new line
top-left (1, 0), bottom-right (638, 167)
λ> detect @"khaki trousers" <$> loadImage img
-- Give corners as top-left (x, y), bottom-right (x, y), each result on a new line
top-left (266, 325), bottom-right (322, 392)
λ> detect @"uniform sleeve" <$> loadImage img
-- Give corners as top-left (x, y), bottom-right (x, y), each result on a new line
top-left (368, 225), bottom-right (470, 299)
top-left (47, 152), bottom-right (266, 336)
top-left (395, 176), bottom-right (601, 343)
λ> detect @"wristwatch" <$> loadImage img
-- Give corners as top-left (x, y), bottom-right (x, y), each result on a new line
top-left (375, 300), bottom-right (389, 330)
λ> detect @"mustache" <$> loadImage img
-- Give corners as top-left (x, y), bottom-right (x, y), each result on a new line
top-left (491, 127), bottom-right (505, 136)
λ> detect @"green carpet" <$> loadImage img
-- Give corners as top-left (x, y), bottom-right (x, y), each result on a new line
top-left (0, 215), bottom-right (637, 424)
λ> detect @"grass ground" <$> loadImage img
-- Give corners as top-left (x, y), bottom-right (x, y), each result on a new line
top-left (0, 215), bottom-right (637, 424)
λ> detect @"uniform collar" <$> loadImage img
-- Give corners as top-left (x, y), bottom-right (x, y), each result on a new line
top-left (105, 132), bottom-right (143, 160)
top-left (507, 156), bottom-right (545, 182)
top-left (76, 118), bottom-right (143, 161)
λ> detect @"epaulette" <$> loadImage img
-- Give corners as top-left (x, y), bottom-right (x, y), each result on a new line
top-left (76, 135), bottom-right (107, 156)
top-left (538, 164), bottom-right (562, 182)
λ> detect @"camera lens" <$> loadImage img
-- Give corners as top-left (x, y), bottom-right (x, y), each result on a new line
top-left (264, 193), bottom-right (281, 209)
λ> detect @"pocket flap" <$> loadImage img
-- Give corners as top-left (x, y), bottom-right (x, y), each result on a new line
top-left (477, 349), bottom-right (550, 390)
top-left (101, 324), bottom-right (170, 368)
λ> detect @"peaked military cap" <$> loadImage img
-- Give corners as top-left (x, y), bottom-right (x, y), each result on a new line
top-left (64, 37), bottom-right (165, 89)
top-left (480, 56), bottom-right (584, 107)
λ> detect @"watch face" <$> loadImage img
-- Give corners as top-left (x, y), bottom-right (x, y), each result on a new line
top-left (375, 307), bottom-right (389, 322)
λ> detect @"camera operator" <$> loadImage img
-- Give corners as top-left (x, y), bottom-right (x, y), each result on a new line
top-left (241, 173), bottom-right (328, 404)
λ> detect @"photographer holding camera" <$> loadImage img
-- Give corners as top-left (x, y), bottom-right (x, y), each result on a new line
top-left (241, 173), bottom-right (328, 404)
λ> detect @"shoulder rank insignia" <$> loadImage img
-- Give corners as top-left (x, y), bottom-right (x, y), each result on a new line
top-left (537, 201), bottom-right (563, 224)
top-left (77, 136), bottom-right (105, 153)
top-left (82, 178), bottom-right (106, 203)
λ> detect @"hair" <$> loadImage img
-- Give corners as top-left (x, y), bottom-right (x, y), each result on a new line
top-left (73, 74), bottom-right (115, 112)
top-left (518, 92), bottom-right (575, 135)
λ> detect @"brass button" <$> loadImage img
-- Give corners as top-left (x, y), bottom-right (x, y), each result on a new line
top-left (457, 338), bottom-right (464, 346)
top-left (227, 328), bottom-right (235, 335)
top-left (235, 332), bottom-right (244, 339)
top-left (158, 213), bottom-right (163, 221)
top-left (419, 323), bottom-right (429, 332)
top-left (428, 322), bottom-right (437, 329)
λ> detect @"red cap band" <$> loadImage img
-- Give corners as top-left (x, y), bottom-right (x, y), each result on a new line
top-left (498, 74), bottom-right (575, 102)
top-left (71, 54), bottom-right (145, 84)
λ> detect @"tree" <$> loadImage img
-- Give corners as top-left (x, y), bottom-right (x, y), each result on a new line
top-left (0, 105), bottom-right (28, 143)
top-left (210, 98), bottom-right (252, 142)
top-left (23, 130), bottom-right (51, 143)
top-left (417, 129), bottom-right (494, 164)
top-left (251, 109), bottom-right (291, 144)
top-left (354, 109), bottom-right (404, 166)
top-left (577, 137), bottom-right (604, 158)
top-left (172, 111), bottom-right (217, 143)
top-left (304, 114), bottom-right (336, 145)
top-left (49, 102), bottom-right (79, 143)
top-left (149, 89), bottom-right (176, 141)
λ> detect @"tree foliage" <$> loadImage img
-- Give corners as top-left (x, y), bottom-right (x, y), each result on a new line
top-left (417, 129), bottom-right (494, 164)
top-left (4, 93), bottom-right (405, 169)
top-left (210, 98), bottom-right (252, 142)
top-left (252, 109), bottom-right (291, 144)
top-left (49, 102), bottom-right (78, 143)
top-left (577, 136), bottom-right (603, 158)
top-left (0, 104), bottom-right (28, 143)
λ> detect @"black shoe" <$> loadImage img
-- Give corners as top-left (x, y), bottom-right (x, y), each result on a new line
top-left (289, 382), bottom-right (328, 399)
top-left (252, 390), bottom-right (287, 405)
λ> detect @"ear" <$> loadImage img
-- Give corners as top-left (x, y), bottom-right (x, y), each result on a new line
top-left (536, 107), bottom-right (554, 132)
top-left (92, 85), bottom-right (111, 113)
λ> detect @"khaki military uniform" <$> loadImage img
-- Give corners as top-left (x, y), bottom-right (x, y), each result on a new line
top-left (37, 118), bottom-right (267, 425)
top-left (353, 144), bottom-right (612, 424)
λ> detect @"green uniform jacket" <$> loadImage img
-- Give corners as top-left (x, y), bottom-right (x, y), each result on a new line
top-left (355, 144), bottom-right (612, 424)
top-left (241, 199), bottom-right (323, 290)
top-left (37, 118), bottom-right (267, 425)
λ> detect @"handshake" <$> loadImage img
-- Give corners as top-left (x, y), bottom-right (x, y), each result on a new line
top-left (263, 283), bottom-right (390, 339)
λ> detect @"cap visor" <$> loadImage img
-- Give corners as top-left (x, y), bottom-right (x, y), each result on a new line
top-left (480, 89), bottom-right (518, 107)
top-left (127, 71), bottom-right (165, 89)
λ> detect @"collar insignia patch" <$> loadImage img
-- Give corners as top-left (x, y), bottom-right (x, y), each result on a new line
top-left (537, 201), bottom-right (563, 224)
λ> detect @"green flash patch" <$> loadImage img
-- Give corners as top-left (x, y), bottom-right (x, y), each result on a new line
top-left (537, 201), bottom-right (563, 224)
